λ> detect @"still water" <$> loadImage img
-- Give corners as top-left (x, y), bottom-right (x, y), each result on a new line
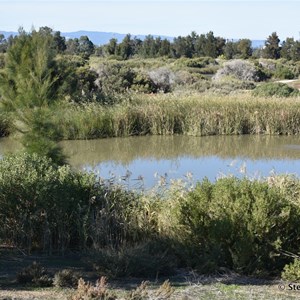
top-left (1, 135), bottom-right (300, 188)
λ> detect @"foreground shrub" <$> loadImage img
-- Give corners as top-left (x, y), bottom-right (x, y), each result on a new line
top-left (253, 82), bottom-right (299, 97)
top-left (0, 153), bottom-right (95, 253)
top-left (16, 262), bottom-right (53, 287)
top-left (70, 277), bottom-right (117, 300)
top-left (282, 259), bottom-right (300, 281)
top-left (179, 177), bottom-right (300, 276)
top-left (54, 269), bottom-right (80, 288)
top-left (70, 277), bottom-right (174, 300)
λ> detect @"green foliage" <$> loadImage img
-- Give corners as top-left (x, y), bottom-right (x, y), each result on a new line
top-left (0, 30), bottom-right (58, 110)
top-left (16, 261), bottom-right (53, 287)
top-left (0, 53), bottom-right (5, 68)
top-left (282, 259), bottom-right (300, 281)
top-left (179, 177), bottom-right (300, 275)
top-left (96, 63), bottom-right (136, 95)
top-left (0, 153), bottom-right (95, 253)
top-left (273, 64), bottom-right (296, 80)
top-left (253, 82), bottom-right (299, 97)
top-left (0, 29), bottom-right (69, 164)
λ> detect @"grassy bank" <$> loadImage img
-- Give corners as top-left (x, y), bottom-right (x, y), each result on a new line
top-left (47, 93), bottom-right (300, 140)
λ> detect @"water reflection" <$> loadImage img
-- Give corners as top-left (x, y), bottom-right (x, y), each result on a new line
top-left (60, 135), bottom-right (300, 167)
top-left (1, 135), bottom-right (300, 187)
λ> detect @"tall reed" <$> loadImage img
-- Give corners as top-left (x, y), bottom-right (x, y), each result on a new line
top-left (51, 93), bottom-right (300, 139)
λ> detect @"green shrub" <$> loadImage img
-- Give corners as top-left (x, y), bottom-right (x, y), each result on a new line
top-left (16, 262), bottom-right (53, 287)
top-left (95, 63), bottom-right (136, 94)
top-left (282, 259), bottom-right (300, 281)
top-left (253, 82), bottom-right (299, 97)
top-left (179, 177), bottom-right (300, 276)
top-left (0, 153), bottom-right (95, 253)
top-left (274, 66), bottom-right (295, 79)
top-left (131, 71), bottom-right (157, 93)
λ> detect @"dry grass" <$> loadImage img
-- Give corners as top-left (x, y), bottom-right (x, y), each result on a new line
top-left (0, 249), bottom-right (299, 300)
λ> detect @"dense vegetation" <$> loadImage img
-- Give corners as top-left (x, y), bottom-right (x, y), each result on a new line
top-left (1, 153), bottom-right (300, 280)
top-left (1, 27), bottom-right (300, 285)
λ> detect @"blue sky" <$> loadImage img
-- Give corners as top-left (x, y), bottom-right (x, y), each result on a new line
top-left (1, 1), bottom-right (300, 40)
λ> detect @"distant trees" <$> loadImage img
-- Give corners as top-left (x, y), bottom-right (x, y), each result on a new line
top-left (281, 37), bottom-right (300, 61)
top-left (5, 27), bottom-right (300, 62)
top-left (66, 35), bottom-right (94, 58)
top-left (263, 32), bottom-right (281, 59)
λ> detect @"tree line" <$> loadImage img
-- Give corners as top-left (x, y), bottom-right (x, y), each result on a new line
top-left (1, 27), bottom-right (300, 61)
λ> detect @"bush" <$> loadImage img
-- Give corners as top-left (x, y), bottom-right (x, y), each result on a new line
top-left (213, 59), bottom-right (259, 82)
top-left (54, 269), bottom-right (80, 288)
top-left (282, 259), bottom-right (300, 281)
top-left (70, 277), bottom-right (117, 300)
top-left (179, 177), bottom-right (300, 276)
top-left (70, 277), bottom-right (173, 300)
top-left (252, 82), bottom-right (300, 97)
top-left (274, 66), bottom-right (295, 79)
top-left (16, 262), bottom-right (53, 287)
top-left (0, 153), bottom-right (95, 253)
top-left (148, 67), bottom-right (175, 93)
top-left (131, 71), bottom-right (157, 93)
top-left (95, 63), bottom-right (136, 94)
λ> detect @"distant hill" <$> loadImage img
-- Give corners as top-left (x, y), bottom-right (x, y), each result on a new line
top-left (0, 30), bottom-right (174, 45)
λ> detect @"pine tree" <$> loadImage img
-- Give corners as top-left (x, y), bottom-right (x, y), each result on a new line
top-left (263, 32), bottom-right (281, 59)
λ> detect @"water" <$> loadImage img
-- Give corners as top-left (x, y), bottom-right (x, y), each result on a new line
top-left (1, 135), bottom-right (300, 188)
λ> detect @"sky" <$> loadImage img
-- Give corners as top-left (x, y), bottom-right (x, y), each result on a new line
top-left (1, 0), bottom-right (300, 40)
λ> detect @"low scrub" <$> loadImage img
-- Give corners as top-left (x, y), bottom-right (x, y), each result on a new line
top-left (54, 269), bottom-right (80, 288)
top-left (69, 277), bottom-right (174, 300)
top-left (179, 177), bottom-right (300, 276)
top-left (16, 262), bottom-right (53, 287)
top-left (253, 82), bottom-right (300, 97)
top-left (213, 59), bottom-right (260, 82)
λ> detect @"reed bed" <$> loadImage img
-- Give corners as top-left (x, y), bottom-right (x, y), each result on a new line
top-left (52, 93), bottom-right (300, 139)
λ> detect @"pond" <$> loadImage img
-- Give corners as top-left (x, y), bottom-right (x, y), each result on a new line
top-left (1, 135), bottom-right (300, 189)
